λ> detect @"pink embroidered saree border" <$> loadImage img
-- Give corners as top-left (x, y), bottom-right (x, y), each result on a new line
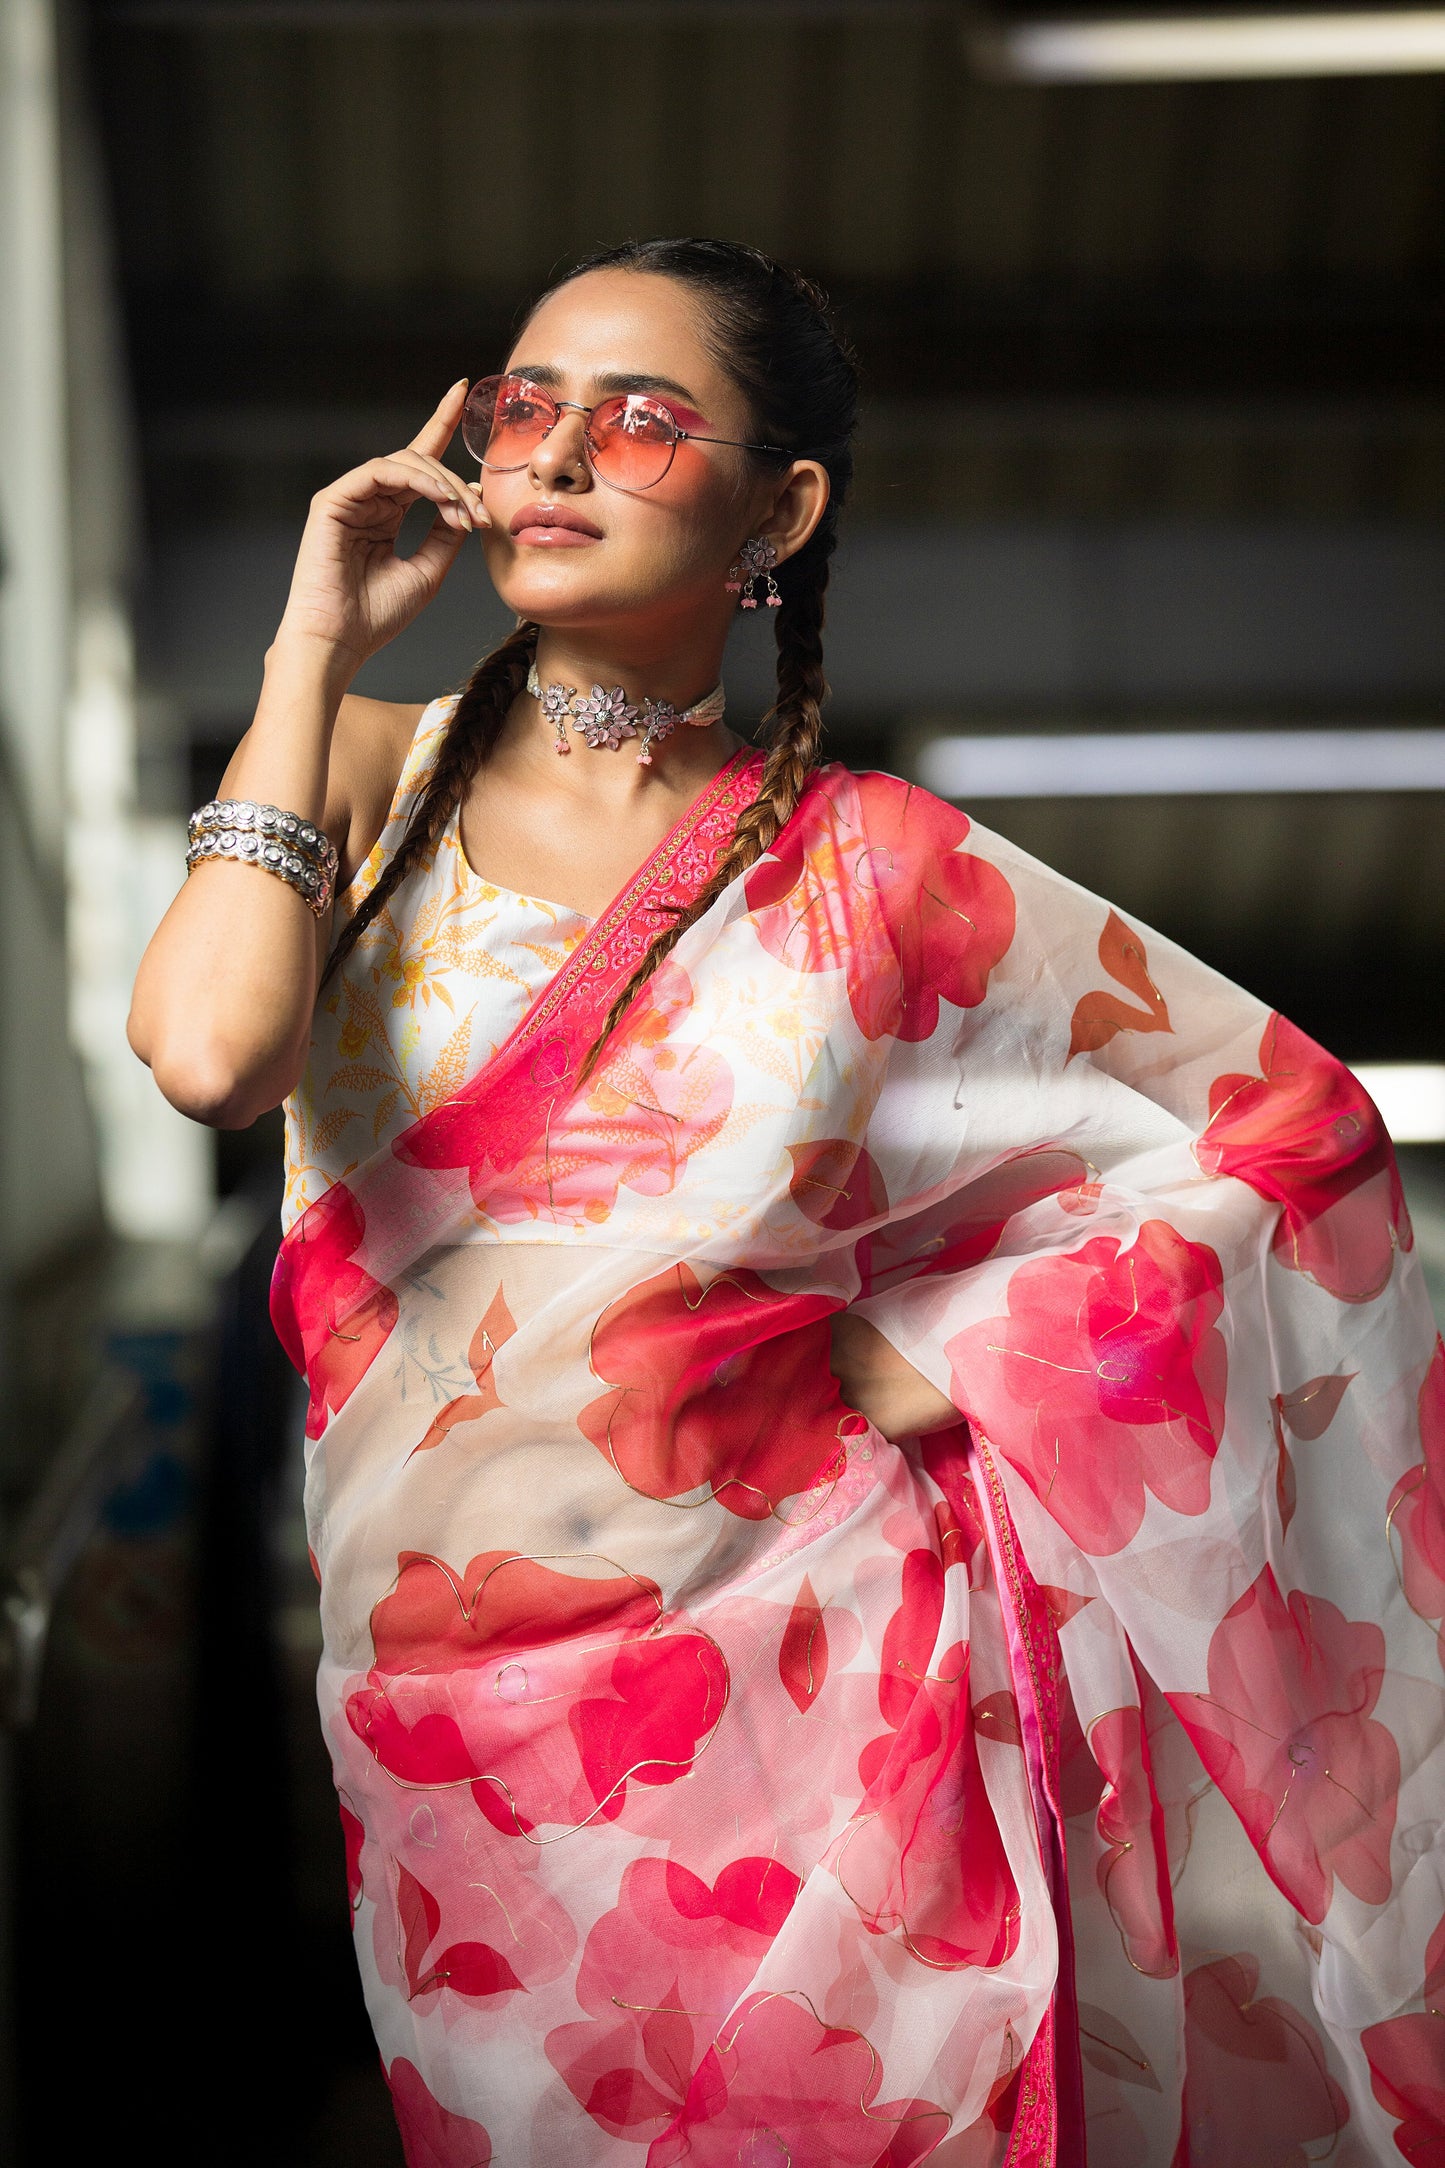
top-left (973, 1432), bottom-right (1086, 2168)
top-left (389, 743), bottom-right (766, 1184)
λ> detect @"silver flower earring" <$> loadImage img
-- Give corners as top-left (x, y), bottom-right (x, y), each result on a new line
top-left (726, 536), bottom-right (781, 609)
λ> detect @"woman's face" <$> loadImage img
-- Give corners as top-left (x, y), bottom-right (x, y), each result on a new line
top-left (477, 268), bottom-right (820, 642)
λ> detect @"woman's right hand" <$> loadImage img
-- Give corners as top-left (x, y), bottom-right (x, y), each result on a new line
top-left (274, 379), bottom-right (490, 677)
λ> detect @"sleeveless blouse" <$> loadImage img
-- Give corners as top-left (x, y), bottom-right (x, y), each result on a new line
top-left (283, 697), bottom-right (593, 1232)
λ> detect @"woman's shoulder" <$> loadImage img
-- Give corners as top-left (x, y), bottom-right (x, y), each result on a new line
top-left (329, 692), bottom-right (457, 890)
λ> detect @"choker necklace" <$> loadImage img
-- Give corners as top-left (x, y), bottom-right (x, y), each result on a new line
top-left (526, 662), bottom-right (726, 766)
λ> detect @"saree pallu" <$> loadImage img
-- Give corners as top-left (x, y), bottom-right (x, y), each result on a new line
top-left (274, 741), bottom-right (1445, 2168)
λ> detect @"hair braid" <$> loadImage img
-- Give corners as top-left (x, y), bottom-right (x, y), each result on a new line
top-left (581, 545), bottom-right (831, 1076)
top-left (320, 621), bottom-right (538, 989)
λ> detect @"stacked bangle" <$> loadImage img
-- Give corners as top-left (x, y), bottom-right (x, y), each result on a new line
top-left (186, 798), bottom-right (339, 919)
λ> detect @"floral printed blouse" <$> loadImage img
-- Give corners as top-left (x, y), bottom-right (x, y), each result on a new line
top-left (283, 698), bottom-right (592, 1232)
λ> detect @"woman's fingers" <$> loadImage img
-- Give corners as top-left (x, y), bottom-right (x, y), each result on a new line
top-left (324, 451), bottom-right (481, 536)
top-left (409, 378), bottom-right (469, 462)
top-left (397, 445), bottom-right (489, 531)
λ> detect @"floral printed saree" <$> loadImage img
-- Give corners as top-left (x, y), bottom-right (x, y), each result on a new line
top-left (274, 706), bottom-right (1445, 2168)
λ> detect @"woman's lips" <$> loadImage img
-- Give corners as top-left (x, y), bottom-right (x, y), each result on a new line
top-left (509, 504), bottom-right (603, 546)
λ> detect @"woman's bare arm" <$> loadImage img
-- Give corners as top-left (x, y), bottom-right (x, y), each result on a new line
top-left (127, 383), bottom-right (487, 1128)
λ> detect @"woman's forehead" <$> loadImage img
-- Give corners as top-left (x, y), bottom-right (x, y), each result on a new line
top-left (505, 270), bottom-right (728, 401)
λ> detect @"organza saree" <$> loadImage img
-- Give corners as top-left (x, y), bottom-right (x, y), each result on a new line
top-left (273, 725), bottom-right (1445, 2168)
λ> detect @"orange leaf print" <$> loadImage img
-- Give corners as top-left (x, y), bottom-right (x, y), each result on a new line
top-left (1068, 910), bottom-right (1172, 1062)
top-left (414, 1284), bottom-right (516, 1453)
top-left (779, 1578), bottom-right (829, 1713)
top-left (1270, 1373), bottom-right (1355, 1535)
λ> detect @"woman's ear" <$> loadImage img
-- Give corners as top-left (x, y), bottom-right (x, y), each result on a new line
top-left (762, 459), bottom-right (830, 567)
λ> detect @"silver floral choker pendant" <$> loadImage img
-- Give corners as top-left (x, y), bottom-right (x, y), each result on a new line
top-left (526, 663), bottom-right (726, 766)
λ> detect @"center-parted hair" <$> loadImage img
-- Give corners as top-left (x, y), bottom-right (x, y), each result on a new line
top-left (322, 237), bottom-right (860, 1065)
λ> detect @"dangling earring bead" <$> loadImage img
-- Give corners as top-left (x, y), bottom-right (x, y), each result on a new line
top-left (726, 535), bottom-right (780, 609)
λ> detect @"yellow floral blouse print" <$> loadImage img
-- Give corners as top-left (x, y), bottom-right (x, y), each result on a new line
top-left (283, 698), bottom-right (591, 1231)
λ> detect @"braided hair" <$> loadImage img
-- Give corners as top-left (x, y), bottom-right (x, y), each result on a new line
top-left (323, 239), bottom-right (859, 1046)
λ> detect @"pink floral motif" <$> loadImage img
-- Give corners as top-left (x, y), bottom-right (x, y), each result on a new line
top-left (397, 961), bottom-right (731, 1227)
top-left (496, 1023), bottom-right (733, 1224)
top-left (945, 1219), bottom-right (1228, 1556)
top-left (1090, 1704), bottom-right (1178, 1978)
top-left (745, 773), bottom-right (1016, 1042)
top-left (648, 1990), bottom-right (949, 2167)
top-left (386, 2057), bottom-right (493, 2168)
top-left (1174, 1953), bottom-right (1349, 2167)
top-left (545, 1853), bottom-right (805, 2141)
top-left (579, 1262), bottom-right (865, 1520)
top-left (1196, 1012), bottom-right (1412, 1303)
top-left (1170, 1566), bottom-right (1399, 1923)
top-left (269, 1181), bottom-right (398, 1440)
top-left (345, 1550), bottom-right (728, 1834)
top-left (837, 1550), bottom-right (1021, 1971)
top-left (858, 1149), bottom-right (1091, 1300)
top-left (1362, 1907), bottom-right (1445, 2167)
top-left (1389, 1338), bottom-right (1445, 1663)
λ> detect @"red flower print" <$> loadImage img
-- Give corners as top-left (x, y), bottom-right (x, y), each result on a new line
top-left (1195, 1013), bottom-right (1412, 1303)
top-left (396, 961), bottom-right (731, 1228)
top-left (1170, 1566), bottom-right (1399, 1923)
top-left (1388, 1339), bottom-right (1445, 1655)
top-left (1271, 1371), bottom-right (1356, 1536)
top-left (1090, 1704), bottom-right (1178, 1979)
top-left (270, 1181), bottom-right (398, 1439)
top-left (840, 1553), bottom-right (1020, 1971)
top-left (394, 1861), bottom-right (523, 2003)
top-left (648, 1992), bottom-right (950, 2167)
top-left (1362, 1907), bottom-right (1445, 2167)
top-left (1362, 2014), bottom-right (1445, 2168)
top-left (497, 1030), bottom-right (733, 1224)
top-left (858, 1149), bottom-right (1091, 1301)
top-left (579, 1262), bottom-right (864, 1521)
top-left (779, 1576), bottom-right (831, 1713)
top-left (944, 1219), bottom-right (1227, 1556)
top-left (746, 772), bottom-right (1015, 1042)
top-left (1174, 1953), bottom-right (1348, 2167)
top-left (414, 1284), bottom-right (515, 1452)
top-left (545, 1853), bottom-right (804, 2140)
top-left (1068, 909), bottom-right (1172, 1062)
top-left (345, 1550), bottom-right (728, 1833)
top-left (788, 1139), bottom-right (890, 1234)
top-left (386, 2057), bottom-right (492, 2168)
top-left (921, 1426), bottom-right (989, 1584)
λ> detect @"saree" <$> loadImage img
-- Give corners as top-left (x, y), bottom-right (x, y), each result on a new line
top-left (274, 699), bottom-right (1445, 2168)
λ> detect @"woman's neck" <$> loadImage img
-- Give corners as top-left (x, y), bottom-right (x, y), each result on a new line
top-left (492, 624), bottom-right (739, 807)
top-left (530, 626), bottom-right (727, 715)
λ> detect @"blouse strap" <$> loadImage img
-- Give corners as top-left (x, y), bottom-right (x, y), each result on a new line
top-left (336, 693), bottom-right (461, 915)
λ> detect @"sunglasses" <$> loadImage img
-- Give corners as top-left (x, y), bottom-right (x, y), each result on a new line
top-left (461, 373), bottom-right (789, 494)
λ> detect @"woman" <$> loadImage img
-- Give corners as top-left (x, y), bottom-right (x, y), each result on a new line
top-left (130, 240), bottom-right (1443, 2168)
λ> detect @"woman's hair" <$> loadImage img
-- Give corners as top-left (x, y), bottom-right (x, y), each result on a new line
top-left (322, 237), bottom-right (859, 1062)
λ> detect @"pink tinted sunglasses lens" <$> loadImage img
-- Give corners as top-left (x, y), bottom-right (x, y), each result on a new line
top-left (587, 395), bottom-right (678, 488)
top-left (462, 376), bottom-right (553, 467)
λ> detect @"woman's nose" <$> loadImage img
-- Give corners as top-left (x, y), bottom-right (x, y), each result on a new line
top-left (528, 410), bottom-right (591, 492)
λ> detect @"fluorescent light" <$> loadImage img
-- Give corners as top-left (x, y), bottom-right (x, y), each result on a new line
top-left (1351, 1065), bottom-right (1445, 1144)
top-left (981, 10), bottom-right (1445, 81)
top-left (916, 728), bottom-right (1445, 799)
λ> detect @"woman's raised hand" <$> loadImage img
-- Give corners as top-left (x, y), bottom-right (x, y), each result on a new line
top-left (274, 380), bottom-right (489, 678)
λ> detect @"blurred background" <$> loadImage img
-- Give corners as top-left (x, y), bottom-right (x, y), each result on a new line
top-left (1, 0), bottom-right (1442, 2160)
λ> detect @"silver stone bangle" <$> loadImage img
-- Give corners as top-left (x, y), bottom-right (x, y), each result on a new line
top-left (186, 798), bottom-right (339, 919)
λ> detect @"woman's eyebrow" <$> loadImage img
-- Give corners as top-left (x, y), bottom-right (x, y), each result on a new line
top-left (505, 363), bottom-right (708, 413)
